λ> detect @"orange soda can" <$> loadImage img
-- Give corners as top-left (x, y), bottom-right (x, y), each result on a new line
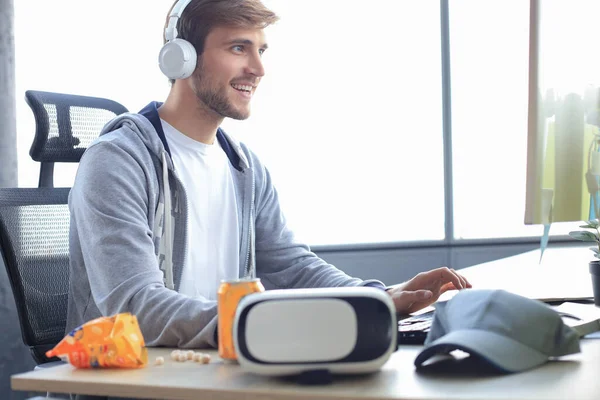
top-left (218, 278), bottom-right (265, 360)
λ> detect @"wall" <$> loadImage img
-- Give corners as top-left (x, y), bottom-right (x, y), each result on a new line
top-left (0, 0), bottom-right (16, 188)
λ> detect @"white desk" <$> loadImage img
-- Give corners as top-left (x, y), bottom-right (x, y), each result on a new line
top-left (11, 246), bottom-right (600, 400)
top-left (11, 343), bottom-right (600, 400)
top-left (455, 246), bottom-right (593, 302)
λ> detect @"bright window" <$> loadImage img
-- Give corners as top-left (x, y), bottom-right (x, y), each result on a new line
top-left (225, 0), bottom-right (446, 245)
top-left (450, 0), bottom-right (598, 240)
top-left (450, 0), bottom-right (547, 239)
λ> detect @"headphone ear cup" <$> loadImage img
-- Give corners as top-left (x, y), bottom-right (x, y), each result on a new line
top-left (158, 38), bottom-right (197, 80)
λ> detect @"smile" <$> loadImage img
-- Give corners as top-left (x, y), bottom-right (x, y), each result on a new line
top-left (231, 84), bottom-right (253, 93)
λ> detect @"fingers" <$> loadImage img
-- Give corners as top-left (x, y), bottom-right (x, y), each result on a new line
top-left (392, 266), bottom-right (473, 307)
top-left (437, 267), bottom-right (472, 290)
top-left (438, 267), bottom-right (463, 290)
top-left (391, 289), bottom-right (433, 314)
top-left (452, 268), bottom-right (469, 289)
top-left (440, 282), bottom-right (456, 293)
top-left (461, 272), bottom-right (473, 288)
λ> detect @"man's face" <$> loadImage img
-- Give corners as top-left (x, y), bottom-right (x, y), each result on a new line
top-left (190, 25), bottom-right (267, 120)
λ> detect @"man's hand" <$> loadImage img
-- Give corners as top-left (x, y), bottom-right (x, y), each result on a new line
top-left (387, 267), bottom-right (472, 314)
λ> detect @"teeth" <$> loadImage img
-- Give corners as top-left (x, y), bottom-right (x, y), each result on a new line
top-left (232, 84), bottom-right (252, 92)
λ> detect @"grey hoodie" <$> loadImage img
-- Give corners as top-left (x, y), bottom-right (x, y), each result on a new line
top-left (66, 102), bottom-right (385, 348)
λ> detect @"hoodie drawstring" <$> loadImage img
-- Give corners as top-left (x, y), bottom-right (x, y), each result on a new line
top-left (162, 151), bottom-right (175, 290)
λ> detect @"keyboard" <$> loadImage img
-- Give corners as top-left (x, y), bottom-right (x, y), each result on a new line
top-left (398, 310), bottom-right (434, 345)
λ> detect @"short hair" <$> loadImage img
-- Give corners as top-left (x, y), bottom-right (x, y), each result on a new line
top-left (164, 0), bottom-right (279, 84)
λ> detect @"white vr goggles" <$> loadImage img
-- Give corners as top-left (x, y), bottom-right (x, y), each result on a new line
top-left (233, 287), bottom-right (397, 377)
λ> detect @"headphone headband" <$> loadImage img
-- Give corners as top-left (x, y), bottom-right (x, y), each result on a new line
top-left (165, 0), bottom-right (194, 42)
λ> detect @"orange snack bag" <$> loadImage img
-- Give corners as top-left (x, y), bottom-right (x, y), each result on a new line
top-left (46, 313), bottom-right (148, 368)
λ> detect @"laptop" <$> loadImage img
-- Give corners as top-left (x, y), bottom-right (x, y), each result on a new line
top-left (397, 309), bottom-right (435, 345)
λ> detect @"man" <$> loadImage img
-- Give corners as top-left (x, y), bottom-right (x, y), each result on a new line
top-left (66, 0), bottom-right (471, 349)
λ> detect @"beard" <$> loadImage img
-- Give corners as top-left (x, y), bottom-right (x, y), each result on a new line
top-left (190, 60), bottom-right (251, 121)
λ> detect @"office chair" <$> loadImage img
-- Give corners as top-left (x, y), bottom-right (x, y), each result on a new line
top-left (25, 90), bottom-right (129, 188)
top-left (0, 187), bottom-right (71, 365)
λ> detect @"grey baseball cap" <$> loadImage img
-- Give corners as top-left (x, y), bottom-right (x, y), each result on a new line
top-left (414, 289), bottom-right (581, 373)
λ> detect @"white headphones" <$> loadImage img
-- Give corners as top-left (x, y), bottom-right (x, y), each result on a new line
top-left (158, 0), bottom-right (197, 80)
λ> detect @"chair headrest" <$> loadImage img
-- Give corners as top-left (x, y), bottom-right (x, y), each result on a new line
top-left (25, 90), bottom-right (128, 163)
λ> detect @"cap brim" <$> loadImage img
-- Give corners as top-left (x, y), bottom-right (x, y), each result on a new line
top-left (414, 329), bottom-right (549, 373)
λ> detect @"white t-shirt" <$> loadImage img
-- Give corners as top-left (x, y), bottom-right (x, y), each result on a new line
top-left (161, 120), bottom-right (240, 300)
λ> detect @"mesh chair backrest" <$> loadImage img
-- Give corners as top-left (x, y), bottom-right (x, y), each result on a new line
top-left (25, 90), bottom-right (129, 187)
top-left (0, 188), bottom-right (71, 364)
top-left (26, 90), bottom-right (128, 163)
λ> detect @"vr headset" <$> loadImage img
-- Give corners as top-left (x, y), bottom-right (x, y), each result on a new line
top-left (233, 287), bottom-right (397, 377)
